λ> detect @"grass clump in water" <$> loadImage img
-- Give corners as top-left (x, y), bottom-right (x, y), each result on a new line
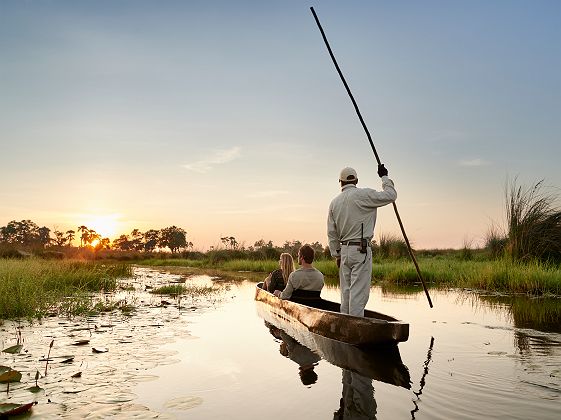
top-left (150, 284), bottom-right (186, 296)
top-left (0, 259), bottom-right (131, 319)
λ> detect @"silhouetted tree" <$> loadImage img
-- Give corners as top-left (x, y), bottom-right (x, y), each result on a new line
top-left (130, 229), bottom-right (144, 251)
top-left (221, 236), bottom-right (238, 250)
top-left (53, 230), bottom-right (67, 247)
top-left (144, 229), bottom-right (160, 252)
top-left (77, 226), bottom-right (89, 247)
top-left (160, 226), bottom-right (187, 253)
top-left (282, 240), bottom-right (303, 257)
top-left (112, 234), bottom-right (132, 251)
top-left (65, 230), bottom-right (75, 246)
top-left (0, 220), bottom-right (40, 245)
top-left (37, 226), bottom-right (51, 248)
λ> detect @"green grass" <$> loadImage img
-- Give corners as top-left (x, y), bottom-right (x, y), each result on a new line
top-left (371, 257), bottom-right (561, 295)
top-left (137, 256), bottom-right (561, 295)
top-left (150, 284), bottom-right (186, 295)
top-left (0, 259), bottom-right (131, 319)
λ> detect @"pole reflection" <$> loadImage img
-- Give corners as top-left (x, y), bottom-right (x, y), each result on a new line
top-left (410, 336), bottom-right (435, 419)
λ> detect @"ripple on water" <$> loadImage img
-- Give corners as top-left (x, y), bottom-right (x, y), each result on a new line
top-left (163, 395), bottom-right (204, 411)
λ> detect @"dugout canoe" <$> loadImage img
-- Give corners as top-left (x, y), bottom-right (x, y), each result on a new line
top-left (255, 282), bottom-right (409, 346)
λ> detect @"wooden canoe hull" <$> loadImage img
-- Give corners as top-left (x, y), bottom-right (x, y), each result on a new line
top-left (255, 282), bottom-right (409, 345)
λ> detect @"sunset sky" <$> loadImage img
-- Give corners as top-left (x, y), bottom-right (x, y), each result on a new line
top-left (1, 0), bottom-right (560, 250)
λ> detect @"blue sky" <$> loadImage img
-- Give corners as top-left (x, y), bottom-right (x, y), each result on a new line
top-left (1, 0), bottom-right (560, 249)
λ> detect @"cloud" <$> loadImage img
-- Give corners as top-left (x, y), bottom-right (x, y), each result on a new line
top-left (459, 158), bottom-right (491, 167)
top-left (182, 147), bottom-right (241, 173)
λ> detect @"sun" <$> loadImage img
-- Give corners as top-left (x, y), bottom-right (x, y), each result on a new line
top-left (90, 238), bottom-right (100, 248)
top-left (84, 214), bottom-right (120, 239)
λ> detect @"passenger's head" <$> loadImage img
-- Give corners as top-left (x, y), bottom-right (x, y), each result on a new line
top-left (339, 167), bottom-right (358, 186)
top-left (299, 365), bottom-right (318, 386)
top-left (298, 245), bottom-right (315, 264)
top-left (279, 253), bottom-right (295, 282)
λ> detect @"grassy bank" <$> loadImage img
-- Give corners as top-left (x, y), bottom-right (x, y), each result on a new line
top-left (138, 257), bottom-right (561, 295)
top-left (0, 259), bottom-right (131, 319)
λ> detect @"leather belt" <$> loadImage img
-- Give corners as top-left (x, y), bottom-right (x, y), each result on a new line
top-left (341, 241), bottom-right (362, 246)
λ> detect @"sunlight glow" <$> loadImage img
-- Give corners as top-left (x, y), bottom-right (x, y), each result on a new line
top-left (83, 214), bottom-right (121, 239)
top-left (89, 238), bottom-right (100, 248)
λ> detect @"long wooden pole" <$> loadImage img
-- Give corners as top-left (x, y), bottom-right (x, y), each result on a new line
top-left (310, 7), bottom-right (433, 308)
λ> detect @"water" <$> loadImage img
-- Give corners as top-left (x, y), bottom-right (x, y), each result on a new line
top-left (1, 267), bottom-right (560, 419)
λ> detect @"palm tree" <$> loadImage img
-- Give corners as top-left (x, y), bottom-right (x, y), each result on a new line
top-left (65, 230), bottom-right (75, 247)
top-left (77, 226), bottom-right (89, 247)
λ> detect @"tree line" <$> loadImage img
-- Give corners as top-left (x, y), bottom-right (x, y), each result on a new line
top-left (0, 219), bottom-right (329, 258)
top-left (0, 220), bottom-right (191, 253)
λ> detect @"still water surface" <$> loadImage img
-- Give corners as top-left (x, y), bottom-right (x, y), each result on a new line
top-left (1, 266), bottom-right (560, 419)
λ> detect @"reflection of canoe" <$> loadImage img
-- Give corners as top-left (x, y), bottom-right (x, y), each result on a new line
top-left (257, 303), bottom-right (411, 389)
top-left (255, 282), bottom-right (409, 345)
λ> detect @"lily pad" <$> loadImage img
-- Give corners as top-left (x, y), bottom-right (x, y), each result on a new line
top-left (0, 366), bottom-right (10, 375)
top-left (72, 339), bottom-right (90, 346)
top-left (0, 369), bottom-right (22, 383)
top-left (2, 344), bottom-right (23, 354)
top-left (92, 347), bottom-right (108, 353)
top-left (71, 371), bottom-right (82, 378)
top-left (0, 402), bottom-right (35, 416)
top-left (27, 385), bottom-right (43, 393)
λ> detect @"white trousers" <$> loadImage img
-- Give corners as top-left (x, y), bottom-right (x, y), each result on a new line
top-left (339, 245), bottom-right (372, 317)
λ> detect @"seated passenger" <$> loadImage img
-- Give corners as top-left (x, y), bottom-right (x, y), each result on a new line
top-left (274, 244), bottom-right (324, 303)
top-left (263, 253), bottom-right (294, 293)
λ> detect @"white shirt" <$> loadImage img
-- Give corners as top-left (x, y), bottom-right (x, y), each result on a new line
top-left (327, 176), bottom-right (397, 257)
top-left (280, 267), bottom-right (324, 300)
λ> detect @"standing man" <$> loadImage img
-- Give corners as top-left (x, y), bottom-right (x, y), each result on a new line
top-left (327, 165), bottom-right (397, 317)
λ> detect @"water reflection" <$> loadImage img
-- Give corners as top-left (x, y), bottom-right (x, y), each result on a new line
top-left (478, 294), bottom-right (561, 334)
top-left (333, 370), bottom-right (377, 420)
top-left (256, 302), bottom-right (411, 389)
top-left (410, 337), bottom-right (435, 419)
top-left (266, 322), bottom-right (321, 386)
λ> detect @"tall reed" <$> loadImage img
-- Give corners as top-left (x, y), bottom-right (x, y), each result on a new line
top-left (505, 179), bottom-right (561, 263)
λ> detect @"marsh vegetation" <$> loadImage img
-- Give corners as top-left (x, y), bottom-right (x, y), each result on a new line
top-left (0, 259), bottom-right (131, 319)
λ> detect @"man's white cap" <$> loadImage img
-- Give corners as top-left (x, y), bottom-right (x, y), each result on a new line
top-left (339, 167), bottom-right (358, 182)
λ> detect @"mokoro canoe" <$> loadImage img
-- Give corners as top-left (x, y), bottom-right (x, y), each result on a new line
top-left (255, 282), bottom-right (409, 346)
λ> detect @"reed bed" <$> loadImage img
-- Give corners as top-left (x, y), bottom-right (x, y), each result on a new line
top-left (137, 257), bottom-right (560, 295)
top-left (0, 259), bottom-right (131, 319)
top-left (372, 258), bottom-right (561, 295)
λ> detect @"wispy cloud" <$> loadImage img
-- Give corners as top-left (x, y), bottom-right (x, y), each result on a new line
top-left (246, 190), bottom-right (289, 199)
top-left (459, 158), bottom-right (491, 167)
top-left (182, 147), bottom-right (241, 173)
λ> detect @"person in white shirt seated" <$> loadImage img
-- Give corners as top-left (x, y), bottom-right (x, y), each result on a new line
top-left (274, 244), bottom-right (324, 304)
